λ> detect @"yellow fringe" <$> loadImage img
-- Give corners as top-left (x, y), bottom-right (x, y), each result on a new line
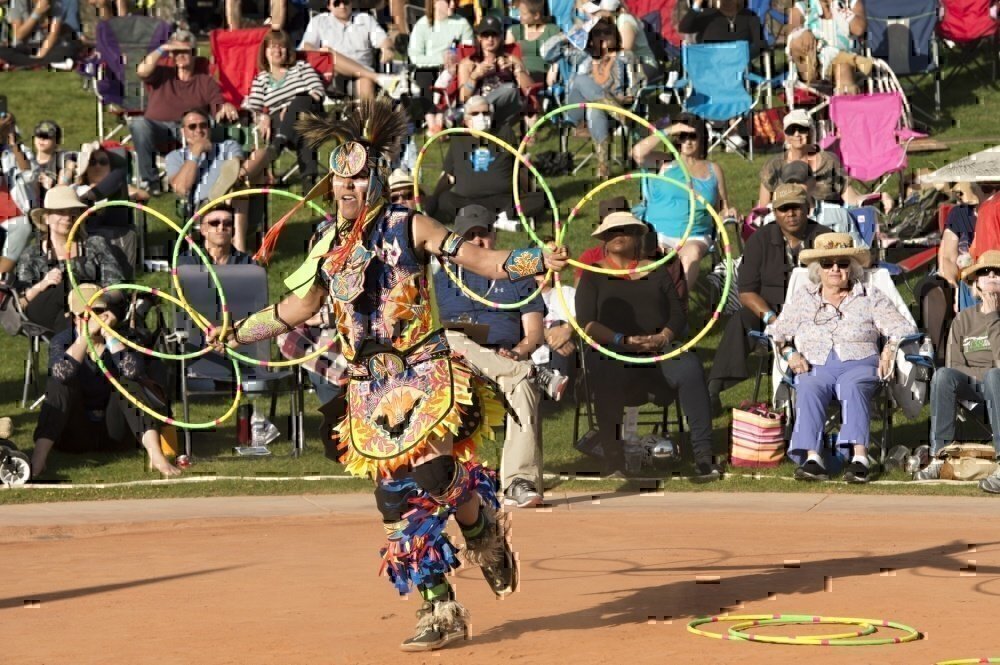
top-left (339, 360), bottom-right (506, 478)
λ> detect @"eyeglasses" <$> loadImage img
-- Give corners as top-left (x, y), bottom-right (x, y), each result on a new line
top-left (90, 156), bottom-right (110, 167)
top-left (185, 121), bottom-right (209, 130)
top-left (205, 218), bottom-right (235, 228)
top-left (819, 259), bottom-right (851, 270)
top-left (670, 132), bottom-right (698, 143)
top-left (786, 125), bottom-right (811, 136)
top-left (814, 302), bottom-right (843, 326)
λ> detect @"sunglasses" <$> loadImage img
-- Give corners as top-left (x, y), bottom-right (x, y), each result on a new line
top-left (89, 156), bottom-right (110, 167)
top-left (390, 194), bottom-right (410, 203)
top-left (173, 49), bottom-right (193, 56)
top-left (205, 218), bottom-right (234, 228)
top-left (479, 31), bottom-right (500, 38)
top-left (776, 204), bottom-right (802, 213)
top-left (332, 0), bottom-right (350, 6)
top-left (670, 131), bottom-right (698, 143)
top-left (977, 267), bottom-right (1000, 277)
top-left (819, 259), bottom-right (851, 270)
top-left (467, 110), bottom-right (490, 116)
top-left (786, 125), bottom-right (811, 136)
top-left (186, 121), bottom-right (209, 131)
top-left (35, 132), bottom-right (55, 140)
top-left (464, 229), bottom-right (492, 240)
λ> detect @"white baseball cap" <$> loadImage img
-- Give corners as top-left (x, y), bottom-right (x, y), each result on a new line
top-left (582, 0), bottom-right (621, 13)
top-left (783, 108), bottom-right (814, 131)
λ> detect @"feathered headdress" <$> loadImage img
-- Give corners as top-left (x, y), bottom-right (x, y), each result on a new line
top-left (254, 98), bottom-right (410, 264)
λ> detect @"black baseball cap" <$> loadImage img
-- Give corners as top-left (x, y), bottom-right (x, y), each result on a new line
top-left (476, 15), bottom-right (503, 35)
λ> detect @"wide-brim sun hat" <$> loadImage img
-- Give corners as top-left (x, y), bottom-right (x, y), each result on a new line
top-left (799, 232), bottom-right (872, 268)
top-left (30, 185), bottom-right (88, 229)
top-left (962, 249), bottom-right (1000, 282)
top-left (592, 211), bottom-right (647, 238)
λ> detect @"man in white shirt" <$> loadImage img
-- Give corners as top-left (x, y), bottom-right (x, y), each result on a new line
top-left (299, 0), bottom-right (395, 99)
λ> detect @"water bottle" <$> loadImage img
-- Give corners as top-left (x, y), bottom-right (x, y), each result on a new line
top-left (883, 444), bottom-right (910, 472)
top-left (237, 404), bottom-right (252, 445)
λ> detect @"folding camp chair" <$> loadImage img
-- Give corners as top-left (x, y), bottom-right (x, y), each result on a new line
top-left (625, 0), bottom-right (685, 63)
top-left (748, 0), bottom-right (789, 107)
top-left (767, 267), bottom-right (933, 467)
top-left (174, 264), bottom-right (303, 455)
top-left (670, 42), bottom-right (767, 160)
top-left (820, 92), bottom-right (925, 196)
top-left (210, 27), bottom-right (271, 109)
top-left (94, 16), bottom-right (172, 141)
top-left (865, 0), bottom-right (942, 120)
top-left (938, 0), bottom-right (1000, 81)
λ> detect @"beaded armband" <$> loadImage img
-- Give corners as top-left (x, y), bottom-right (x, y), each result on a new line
top-left (439, 231), bottom-right (465, 258)
top-left (233, 304), bottom-right (293, 345)
top-left (503, 247), bottom-right (544, 282)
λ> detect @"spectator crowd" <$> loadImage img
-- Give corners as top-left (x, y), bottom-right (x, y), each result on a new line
top-left (4, 0), bottom-right (1000, 496)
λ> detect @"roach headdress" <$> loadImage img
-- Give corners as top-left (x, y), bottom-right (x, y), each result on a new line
top-left (255, 98), bottom-right (410, 264)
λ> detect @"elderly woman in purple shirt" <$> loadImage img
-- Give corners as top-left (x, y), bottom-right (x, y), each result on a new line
top-left (766, 233), bottom-right (915, 484)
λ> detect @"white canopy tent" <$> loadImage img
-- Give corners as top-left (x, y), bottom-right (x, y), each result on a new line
top-left (920, 145), bottom-right (1000, 184)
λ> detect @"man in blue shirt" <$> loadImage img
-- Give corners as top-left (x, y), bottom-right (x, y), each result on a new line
top-left (435, 205), bottom-right (565, 507)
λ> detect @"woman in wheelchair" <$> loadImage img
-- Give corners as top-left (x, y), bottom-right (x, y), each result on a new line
top-left (575, 212), bottom-right (720, 481)
top-left (766, 233), bottom-right (915, 484)
top-left (924, 250), bottom-right (1000, 481)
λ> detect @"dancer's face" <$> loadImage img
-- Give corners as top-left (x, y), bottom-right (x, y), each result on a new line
top-left (333, 169), bottom-right (370, 221)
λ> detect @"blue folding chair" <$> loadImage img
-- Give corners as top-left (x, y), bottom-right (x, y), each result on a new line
top-left (748, 0), bottom-right (789, 106)
top-left (865, 0), bottom-right (942, 120)
top-left (671, 42), bottom-right (767, 160)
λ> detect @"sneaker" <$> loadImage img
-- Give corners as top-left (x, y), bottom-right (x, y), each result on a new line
top-left (532, 366), bottom-right (568, 402)
top-left (49, 58), bottom-right (74, 71)
top-left (843, 460), bottom-right (870, 484)
top-left (913, 458), bottom-right (944, 481)
top-left (208, 158), bottom-right (242, 201)
top-left (504, 478), bottom-right (542, 508)
top-left (376, 74), bottom-right (403, 100)
top-left (141, 180), bottom-right (163, 197)
top-left (794, 459), bottom-right (828, 482)
top-left (691, 461), bottom-right (722, 483)
top-left (979, 472), bottom-right (1000, 494)
top-left (399, 600), bottom-right (468, 652)
top-left (0, 416), bottom-right (11, 440)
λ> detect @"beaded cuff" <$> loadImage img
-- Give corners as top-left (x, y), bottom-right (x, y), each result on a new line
top-left (503, 247), bottom-right (545, 282)
top-left (233, 304), bottom-right (293, 345)
top-left (439, 231), bottom-right (465, 258)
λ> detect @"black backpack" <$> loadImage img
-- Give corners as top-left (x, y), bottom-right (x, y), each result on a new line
top-left (882, 188), bottom-right (950, 240)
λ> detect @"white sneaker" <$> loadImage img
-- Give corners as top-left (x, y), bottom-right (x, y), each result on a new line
top-left (50, 58), bottom-right (74, 71)
top-left (913, 459), bottom-right (944, 481)
top-left (376, 75), bottom-right (403, 100)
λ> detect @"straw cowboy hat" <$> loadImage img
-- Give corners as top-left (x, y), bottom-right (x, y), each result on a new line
top-left (591, 211), bottom-right (648, 238)
top-left (799, 232), bottom-right (872, 268)
top-left (30, 186), bottom-right (88, 229)
top-left (961, 249), bottom-right (1000, 282)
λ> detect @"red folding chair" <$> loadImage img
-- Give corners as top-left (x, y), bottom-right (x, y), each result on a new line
top-left (938, 0), bottom-right (1000, 80)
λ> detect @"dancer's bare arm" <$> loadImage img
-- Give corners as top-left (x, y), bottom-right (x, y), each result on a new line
top-left (412, 213), bottom-right (568, 279)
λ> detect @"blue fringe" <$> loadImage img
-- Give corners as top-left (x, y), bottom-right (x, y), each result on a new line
top-left (379, 462), bottom-right (499, 595)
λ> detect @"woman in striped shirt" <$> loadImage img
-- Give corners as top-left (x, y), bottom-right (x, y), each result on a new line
top-left (242, 30), bottom-right (327, 188)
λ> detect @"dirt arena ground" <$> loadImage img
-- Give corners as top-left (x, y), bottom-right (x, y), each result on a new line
top-left (3, 491), bottom-right (1000, 665)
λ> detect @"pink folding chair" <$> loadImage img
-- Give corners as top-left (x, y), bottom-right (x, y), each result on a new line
top-left (820, 92), bottom-right (925, 189)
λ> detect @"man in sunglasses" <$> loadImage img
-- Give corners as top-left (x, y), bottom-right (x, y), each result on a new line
top-left (708, 183), bottom-right (832, 411)
top-left (177, 205), bottom-right (256, 267)
top-left (133, 30), bottom-right (239, 196)
top-left (166, 109), bottom-right (251, 250)
top-left (29, 283), bottom-right (181, 479)
top-left (434, 204), bottom-right (566, 508)
top-left (299, 0), bottom-right (397, 100)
